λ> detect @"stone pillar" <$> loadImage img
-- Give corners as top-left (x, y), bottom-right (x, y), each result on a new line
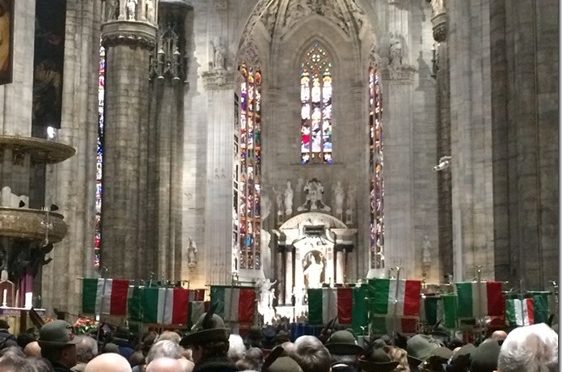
top-left (202, 69), bottom-right (235, 285)
top-left (448, 0), bottom-right (494, 281)
top-left (148, 0), bottom-right (189, 282)
top-left (381, 68), bottom-right (416, 278)
top-left (335, 250), bottom-right (344, 284)
top-left (285, 249), bottom-right (293, 306)
top-left (100, 1), bottom-right (157, 279)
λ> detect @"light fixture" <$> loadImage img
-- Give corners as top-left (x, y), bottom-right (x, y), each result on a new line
top-left (433, 155), bottom-right (451, 172)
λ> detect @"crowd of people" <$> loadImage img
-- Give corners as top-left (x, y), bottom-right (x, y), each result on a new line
top-left (0, 311), bottom-right (557, 372)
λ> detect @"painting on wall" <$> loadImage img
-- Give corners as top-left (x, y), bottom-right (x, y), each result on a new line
top-left (0, 0), bottom-right (13, 85)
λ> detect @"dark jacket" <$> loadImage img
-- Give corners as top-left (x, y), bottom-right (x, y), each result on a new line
top-left (51, 361), bottom-right (74, 372)
top-left (193, 357), bottom-right (239, 372)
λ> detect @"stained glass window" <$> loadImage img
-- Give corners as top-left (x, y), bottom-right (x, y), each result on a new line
top-left (95, 44), bottom-right (105, 268)
top-left (234, 64), bottom-right (262, 270)
top-left (300, 42), bottom-right (333, 164)
top-left (369, 65), bottom-right (384, 269)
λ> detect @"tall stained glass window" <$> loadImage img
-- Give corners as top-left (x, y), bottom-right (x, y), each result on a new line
top-left (369, 65), bottom-right (384, 269)
top-left (300, 42), bottom-right (333, 164)
top-left (95, 44), bottom-right (105, 268)
top-left (234, 64), bottom-right (262, 270)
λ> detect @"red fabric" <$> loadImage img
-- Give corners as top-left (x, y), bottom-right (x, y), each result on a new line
top-left (486, 281), bottom-right (504, 316)
top-left (109, 279), bottom-right (129, 315)
top-left (337, 287), bottom-right (353, 324)
top-left (400, 318), bottom-right (418, 334)
top-left (238, 288), bottom-right (256, 323)
top-left (189, 289), bottom-right (205, 301)
top-left (172, 288), bottom-right (189, 325)
top-left (525, 298), bottom-right (535, 324)
top-left (403, 280), bottom-right (422, 316)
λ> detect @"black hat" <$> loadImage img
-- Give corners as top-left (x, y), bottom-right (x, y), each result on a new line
top-left (449, 343), bottom-right (475, 370)
top-left (325, 330), bottom-right (364, 355)
top-left (180, 308), bottom-right (228, 347)
top-left (470, 339), bottom-right (500, 372)
top-left (358, 347), bottom-right (399, 372)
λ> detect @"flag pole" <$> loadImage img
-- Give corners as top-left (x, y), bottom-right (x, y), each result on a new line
top-left (392, 266), bottom-right (401, 345)
top-left (476, 266), bottom-right (483, 342)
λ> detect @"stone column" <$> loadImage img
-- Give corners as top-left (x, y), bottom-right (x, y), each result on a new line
top-left (448, 0), bottom-right (494, 281)
top-left (202, 69), bottom-right (235, 285)
top-left (335, 250), bottom-right (344, 284)
top-left (285, 249), bottom-right (293, 306)
top-left (100, 1), bottom-right (158, 279)
top-left (148, 0), bottom-right (189, 282)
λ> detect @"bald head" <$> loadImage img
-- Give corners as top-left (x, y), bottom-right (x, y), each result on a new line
top-left (146, 357), bottom-right (183, 372)
top-left (23, 341), bottom-right (41, 357)
top-left (84, 353), bottom-right (132, 372)
top-left (492, 330), bottom-right (508, 343)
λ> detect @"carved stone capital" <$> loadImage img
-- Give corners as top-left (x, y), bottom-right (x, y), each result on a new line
top-left (202, 70), bottom-right (235, 90)
top-left (431, 12), bottom-right (448, 42)
top-left (101, 20), bottom-right (158, 49)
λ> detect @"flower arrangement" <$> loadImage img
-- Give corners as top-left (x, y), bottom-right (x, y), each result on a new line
top-left (73, 317), bottom-right (98, 335)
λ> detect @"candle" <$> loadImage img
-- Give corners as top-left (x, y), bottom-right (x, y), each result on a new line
top-left (2, 289), bottom-right (6, 307)
top-left (24, 292), bottom-right (32, 309)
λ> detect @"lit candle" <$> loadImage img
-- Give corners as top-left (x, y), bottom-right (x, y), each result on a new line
top-left (2, 289), bottom-right (6, 307)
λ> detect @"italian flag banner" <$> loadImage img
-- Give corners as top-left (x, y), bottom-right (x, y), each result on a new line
top-left (420, 294), bottom-right (458, 329)
top-left (528, 291), bottom-right (550, 324)
top-left (189, 301), bottom-right (210, 328)
top-left (505, 298), bottom-right (534, 326)
top-left (370, 315), bottom-right (418, 334)
top-left (82, 278), bottom-right (129, 316)
top-left (456, 281), bottom-right (504, 319)
top-left (351, 285), bottom-right (368, 334)
top-left (210, 286), bottom-right (256, 323)
top-left (368, 278), bottom-right (422, 317)
top-left (128, 286), bottom-right (143, 321)
top-left (307, 288), bottom-right (353, 325)
top-left (189, 289), bottom-right (206, 302)
top-left (142, 287), bottom-right (189, 325)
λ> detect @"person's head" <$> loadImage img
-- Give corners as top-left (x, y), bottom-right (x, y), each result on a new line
top-left (84, 353), bottom-right (132, 372)
top-left (290, 335), bottom-right (331, 372)
top-left (0, 319), bottom-right (10, 330)
top-left (497, 323), bottom-right (558, 372)
top-left (128, 351), bottom-right (145, 367)
top-left (470, 339), bottom-right (500, 372)
top-left (180, 312), bottom-right (229, 364)
top-left (146, 340), bottom-right (183, 364)
top-left (387, 346), bottom-right (410, 372)
top-left (491, 330), bottom-right (508, 345)
top-left (146, 357), bottom-right (183, 372)
top-left (156, 331), bottom-right (181, 344)
top-left (17, 333), bottom-right (36, 349)
top-left (38, 320), bottom-right (78, 368)
top-left (23, 341), bottom-right (42, 358)
top-left (26, 356), bottom-right (55, 371)
top-left (74, 335), bottom-right (98, 364)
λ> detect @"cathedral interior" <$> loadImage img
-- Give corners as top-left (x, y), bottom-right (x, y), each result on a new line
top-left (0, 0), bottom-right (558, 316)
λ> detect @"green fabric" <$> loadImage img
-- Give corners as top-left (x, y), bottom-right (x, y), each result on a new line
top-left (352, 285), bottom-right (368, 334)
top-left (442, 294), bottom-right (458, 329)
top-left (505, 299), bottom-right (517, 326)
top-left (210, 286), bottom-right (226, 318)
top-left (82, 278), bottom-right (98, 314)
top-left (128, 286), bottom-right (143, 321)
top-left (370, 315), bottom-right (388, 334)
top-left (142, 287), bottom-right (159, 323)
top-left (424, 297), bottom-right (439, 325)
top-left (370, 278), bottom-right (391, 315)
top-left (456, 283), bottom-right (473, 318)
top-left (530, 292), bottom-right (549, 324)
top-left (307, 288), bottom-right (323, 325)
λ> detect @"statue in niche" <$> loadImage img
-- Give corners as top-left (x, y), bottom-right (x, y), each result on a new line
top-left (283, 181), bottom-right (293, 216)
top-left (211, 38), bottom-right (226, 71)
top-left (389, 33), bottom-right (403, 69)
top-left (273, 186), bottom-right (283, 218)
top-left (126, 0), bottom-right (137, 20)
top-left (145, 0), bottom-right (155, 22)
top-left (187, 237), bottom-right (198, 267)
top-left (428, 0), bottom-right (446, 17)
top-left (345, 186), bottom-right (356, 225)
top-left (303, 251), bottom-right (324, 289)
top-left (333, 181), bottom-right (345, 217)
top-left (106, 0), bottom-right (119, 20)
top-left (297, 178), bottom-right (331, 212)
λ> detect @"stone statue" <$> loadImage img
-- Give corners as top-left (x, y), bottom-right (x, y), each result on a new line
top-left (333, 181), bottom-right (345, 216)
top-left (298, 178), bottom-right (330, 212)
top-left (429, 0), bottom-right (446, 17)
top-left (273, 186), bottom-right (283, 217)
top-left (389, 33), bottom-right (403, 69)
top-left (126, 0), bottom-right (137, 20)
top-left (105, 0), bottom-right (119, 20)
top-left (145, 0), bottom-right (155, 22)
top-left (303, 253), bottom-right (324, 289)
top-left (212, 38), bottom-right (226, 71)
top-left (283, 181), bottom-right (293, 216)
top-left (187, 237), bottom-right (198, 266)
top-left (257, 278), bottom-right (277, 324)
top-left (345, 186), bottom-right (356, 225)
